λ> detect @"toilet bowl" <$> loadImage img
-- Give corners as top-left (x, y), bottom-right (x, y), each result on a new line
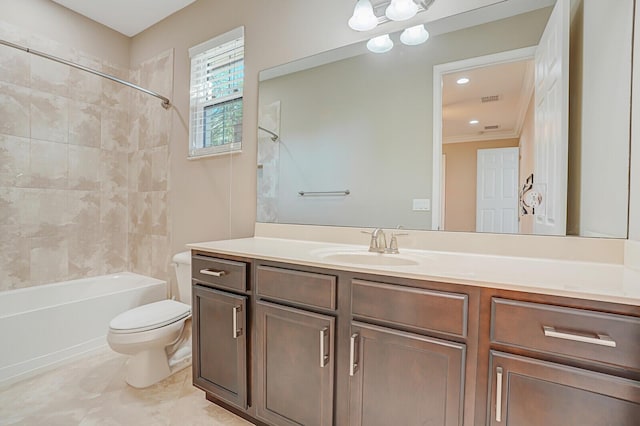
top-left (107, 251), bottom-right (192, 388)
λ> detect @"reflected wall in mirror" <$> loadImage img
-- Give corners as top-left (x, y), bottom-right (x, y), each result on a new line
top-left (257, 0), bottom-right (633, 238)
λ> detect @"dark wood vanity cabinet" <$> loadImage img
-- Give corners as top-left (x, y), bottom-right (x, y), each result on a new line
top-left (349, 321), bottom-right (466, 426)
top-left (190, 250), bottom-right (640, 426)
top-left (254, 265), bottom-right (337, 426)
top-left (487, 351), bottom-right (640, 426)
top-left (192, 285), bottom-right (248, 409)
top-left (483, 296), bottom-right (640, 426)
top-left (349, 279), bottom-right (470, 426)
top-left (255, 301), bottom-right (335, 426)
top-left (191, 253), bottom-right (250, 411)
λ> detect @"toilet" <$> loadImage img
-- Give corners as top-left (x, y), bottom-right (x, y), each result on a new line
top-left (107, 251), bottom-right (192, 388)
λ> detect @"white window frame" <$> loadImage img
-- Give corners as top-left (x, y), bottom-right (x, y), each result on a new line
top-left (188, 26), bottom-right (245, 159)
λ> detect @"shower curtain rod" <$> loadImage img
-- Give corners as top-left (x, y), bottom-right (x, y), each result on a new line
top-left (0, 39), bottom-right (171, 109)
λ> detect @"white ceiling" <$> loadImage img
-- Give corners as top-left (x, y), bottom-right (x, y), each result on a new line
top-left (442, 59), bottom-right (534, 144)
top-left (51, 0), bottom-right (197, 37)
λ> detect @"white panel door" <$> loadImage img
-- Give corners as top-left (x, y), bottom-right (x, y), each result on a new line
top-left (476, 148), bottom-right (520, 234)
top-left (533, 0), bottom-right (569, 235)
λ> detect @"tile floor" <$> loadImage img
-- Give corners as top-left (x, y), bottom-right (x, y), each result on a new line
top-left (0, 349), bottom-right (253, 425)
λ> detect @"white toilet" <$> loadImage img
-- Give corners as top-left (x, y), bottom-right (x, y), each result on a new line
top-left (107, 251), bottom-right (192, 388)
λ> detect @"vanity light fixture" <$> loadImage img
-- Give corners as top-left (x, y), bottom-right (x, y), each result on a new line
top-left (456, 77), bottom-right (470, 85)
top-left (400, 24), bottom-right (429, 45)
top-left (386, 0), bottom-right (418, 21)
top-left (348, 0), bottom-right (379, 31)
top-left (469, 119), bottom-right (480, 125)
top-left (367, 34), bottom-right (394, 53)
top-left (348, 0), bottom-right (435, 32)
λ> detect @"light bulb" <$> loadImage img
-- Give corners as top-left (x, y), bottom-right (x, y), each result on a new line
top-left (367, 34), bottom-right (394, 53)
top-left (456, 77), bottom-right (470, 85)
top-left (385, 0), bottom-right (418, 22)
top-left (400, 24), bottom-right (430, 45)
top-left (348, 0), bottom-right (378, 31)
top-left (469, 120), bottom-right (479, 125)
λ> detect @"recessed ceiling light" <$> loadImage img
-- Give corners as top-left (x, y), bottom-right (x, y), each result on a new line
top-left (469, 119), bottom-right (479, 125)
top-left (457, 77), bottom-right (470, 85)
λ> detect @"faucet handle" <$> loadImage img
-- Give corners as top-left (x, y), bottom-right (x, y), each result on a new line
top-left (387, 232), bottom-right (408, 254)
top-left (362, 228), bottom-right (386, 252)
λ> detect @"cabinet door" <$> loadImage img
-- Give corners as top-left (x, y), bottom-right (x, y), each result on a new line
top-left (255, 300), bottom-right (335, 426)
top-left (349, 321), bottom-right (466, 426)
top-left (192, 285), bottom-right (247, 409)
top-left (489, 351), bottom-right (640, 425)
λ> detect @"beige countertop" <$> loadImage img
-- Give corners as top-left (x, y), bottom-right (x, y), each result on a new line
top-left (188, 237), bottom-right (640, 306)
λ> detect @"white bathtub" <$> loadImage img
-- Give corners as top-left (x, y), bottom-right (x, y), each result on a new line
top-left (0, 272), bottom-right (166, 386)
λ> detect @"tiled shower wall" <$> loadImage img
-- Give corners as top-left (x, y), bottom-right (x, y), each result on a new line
top-left (0, 22), bottom-right (173, 291)
top-left (128, 50), bottom-right (173, 283)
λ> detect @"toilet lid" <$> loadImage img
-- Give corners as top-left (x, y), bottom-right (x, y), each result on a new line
top-left (109, 300), bottom-right (191, 334)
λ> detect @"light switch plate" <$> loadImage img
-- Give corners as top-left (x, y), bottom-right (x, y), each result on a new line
top-left (412, 198), bottom-right (430, 211)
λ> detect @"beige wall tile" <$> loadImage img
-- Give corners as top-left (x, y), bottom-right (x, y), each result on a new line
top-left (103, 230), bottom-right (127, 274)
top-left (68, 100), bottom-right (101, 147)
top-left (151, 145), bottom-right (168, 191)
top-left (151, 234), bottom-right (169, 280)
top-left (151, 191), bottom-right (168, 236)
top-left (0, 134), bottom-right (29, 187)
top-left (69, 55), bottom-right (102, 106)
top-left (28, 139), bottom-right (68, 189)
top-left (0, 43), bottom-right (30, 86)
top-left (132, 150), bottom-right (152, 192)
top-left (101, 106), bottom-right (129, 152)
top-left (100, 190), bottom-right (128, 234)
top-left (68, 227), bottom-right (103, 279)
top-left (0, 187), bottom-right (23, 227)
top-left (68, 145), bottom-right (100, 190)
top-left (101, 63), bottom-right (131, 109)
top-left (30, 90), bottom-right (68, 143)
top-left (30, 55), bottom-right (69, 97)
top-left (100, 150), bottom-right (128, 193)
top-left (30, 236), bottom-right (68, 285)
top-left (128, 232), bottom-right (152, 276)
top-left (0, 225), bottom-right (29, 291)
top-left (21, 188), bottom-right (68, 238)
top-left (0, 81), bottom-right (30, 138)
top-left (67, 190), bottom-right (100, 231)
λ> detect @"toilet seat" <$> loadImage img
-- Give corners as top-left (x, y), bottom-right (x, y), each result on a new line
top-left (109, 300), bottom-right (191, 334)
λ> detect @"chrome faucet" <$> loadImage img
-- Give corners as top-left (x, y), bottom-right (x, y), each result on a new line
top-left (369, 228), bottom-right (387, 253)
top-left (363, 227), bottom-right (408, 253)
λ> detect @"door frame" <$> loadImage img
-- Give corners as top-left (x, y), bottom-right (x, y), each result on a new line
top-left (431, 46), bottom-right (537, 231)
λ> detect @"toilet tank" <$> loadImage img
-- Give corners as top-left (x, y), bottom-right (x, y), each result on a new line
top-left (172, 251), bottom-right (192, 304)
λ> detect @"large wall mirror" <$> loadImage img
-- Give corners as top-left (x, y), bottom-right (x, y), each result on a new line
top-left (257, 0), bottom-right (633, 238)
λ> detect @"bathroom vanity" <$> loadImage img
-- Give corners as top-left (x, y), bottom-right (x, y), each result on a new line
top-left (188, 237), bottom-right (640, 426)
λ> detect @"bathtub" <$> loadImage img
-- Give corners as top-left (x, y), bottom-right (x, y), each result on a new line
top-left (0, 272), bottom-right (166, 386)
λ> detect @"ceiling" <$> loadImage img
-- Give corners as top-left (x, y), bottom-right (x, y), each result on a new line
top-left (442, 59), bottom-right (534, 144)
top-left (50, 0), bottom-right (197, 37)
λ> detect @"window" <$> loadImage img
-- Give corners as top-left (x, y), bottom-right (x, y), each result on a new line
top-left (188, 27), bottom-right (244, 158)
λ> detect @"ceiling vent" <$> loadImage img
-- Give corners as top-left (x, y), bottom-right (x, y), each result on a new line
top-left (481, 95), bottom-right (501, 103)
top-left (484, 125), bottom-right (500, 130)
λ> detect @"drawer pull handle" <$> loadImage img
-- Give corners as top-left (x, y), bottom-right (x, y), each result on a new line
top-left (319, 328), bottom-right (329, 368)
top-left (349, 333), bottom-right (359, 376)
top-left (542, 326), bottom-right (616, 347)
top-left (232, 306), bottom-right (242, 338)
top-left (200, 268), bottom-right (226, 277)
top-left (496, 366), bottom-right (503, 422)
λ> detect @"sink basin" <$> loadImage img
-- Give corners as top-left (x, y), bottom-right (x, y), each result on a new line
top-left (317, 251), bottom-right (420, 266)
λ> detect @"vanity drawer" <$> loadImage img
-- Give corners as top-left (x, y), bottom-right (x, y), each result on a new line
top-left (352, 279), bottom-right (468, 337)
top-left (256, 265), bottom-right (337, 310)
top-left (192, 255), bottom-right (247, 292)
top-left (491, 298), bottom-right (640, 370)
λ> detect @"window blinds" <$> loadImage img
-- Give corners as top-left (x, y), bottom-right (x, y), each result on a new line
top-left (189, 27), bottom-right (245, 157)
